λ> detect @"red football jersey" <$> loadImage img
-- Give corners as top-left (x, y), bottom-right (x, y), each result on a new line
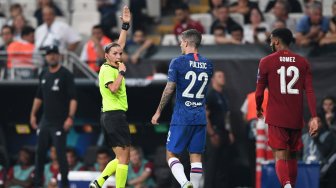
top-left (255, 50), bottom-right (317, 129)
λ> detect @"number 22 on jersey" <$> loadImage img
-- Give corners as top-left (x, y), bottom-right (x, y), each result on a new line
top-left (277, 66), bottom-right (299, 94)
top-left (182, 71), bottom-right (209, 99)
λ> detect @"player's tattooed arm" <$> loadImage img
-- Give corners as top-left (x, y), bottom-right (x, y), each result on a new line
top-left (157, 81), bottom-right (176, 113)
top-left (152, 82), bottom-right (175, 125)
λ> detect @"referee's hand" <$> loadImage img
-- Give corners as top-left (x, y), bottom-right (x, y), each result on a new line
top-left (151, 112), bottom-right (160, 125)
top-left (120, 6), bottom-right (131, 23)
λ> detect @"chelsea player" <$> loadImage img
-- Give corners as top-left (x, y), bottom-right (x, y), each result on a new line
top-left (151, 29), bottom-right (213, 188)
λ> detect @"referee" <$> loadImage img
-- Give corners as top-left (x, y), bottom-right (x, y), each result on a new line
top-left (30, 45), bottom-right (77, 188)
top-left (90, 6), bottom-right (131, 188)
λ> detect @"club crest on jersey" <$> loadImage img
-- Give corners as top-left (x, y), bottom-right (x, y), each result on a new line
top-left (52, 78), bottom-right (60, 91)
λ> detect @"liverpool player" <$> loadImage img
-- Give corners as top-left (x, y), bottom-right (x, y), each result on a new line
top-left (255, 28), bottom-right (320, 188)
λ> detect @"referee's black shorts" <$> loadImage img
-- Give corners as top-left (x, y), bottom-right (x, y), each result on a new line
top-left (100, 110), bottom-right (131, 147)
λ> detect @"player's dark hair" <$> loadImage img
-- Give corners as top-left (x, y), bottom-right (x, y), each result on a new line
top-left (21, 26), bottom-right (35, 37)
top-left (1, 25), bottom-right (14, 34)
top-left (271, 28), bottom-right (294, 46)
top-left (104, 42), bottom-right (121, 53)
top-left (181, 29), bottom-right (202, 48)
top-left (92, 24), bottom-right (103, 30)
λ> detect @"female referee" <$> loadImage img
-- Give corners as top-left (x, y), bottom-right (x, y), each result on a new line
top-left (90, 5), bottom-right (131, 188)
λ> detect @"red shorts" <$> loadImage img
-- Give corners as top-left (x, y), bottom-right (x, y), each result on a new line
top-left (268, 124), bottom-right (303, 152)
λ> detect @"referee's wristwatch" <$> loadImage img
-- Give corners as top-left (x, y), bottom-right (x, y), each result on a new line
top-left (122, 22), bottom-right (130, 31)
top-left (119, 70), bottom-right (126, 76)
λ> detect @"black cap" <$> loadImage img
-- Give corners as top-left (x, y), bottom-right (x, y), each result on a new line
top-left (45, 45), bottom-right (59, 55)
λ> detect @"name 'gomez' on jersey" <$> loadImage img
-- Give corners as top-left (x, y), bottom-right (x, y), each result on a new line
top-left (168, 53), bottom-right (213, 126)
top-left (256, 50), bottom-right (317, 129)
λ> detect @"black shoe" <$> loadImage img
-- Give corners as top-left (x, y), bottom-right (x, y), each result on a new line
top-left (89, 180), bottom-right (101, 188)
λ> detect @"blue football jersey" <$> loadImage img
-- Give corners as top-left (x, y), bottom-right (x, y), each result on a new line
top-left (168, 53), bottom-right (213, 126)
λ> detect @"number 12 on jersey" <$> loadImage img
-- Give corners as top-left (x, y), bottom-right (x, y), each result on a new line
top-left (277, 66), bottom-right (299, 94)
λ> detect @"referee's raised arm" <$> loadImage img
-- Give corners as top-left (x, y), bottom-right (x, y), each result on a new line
top-left (117, 6), bottom-right (131, 50)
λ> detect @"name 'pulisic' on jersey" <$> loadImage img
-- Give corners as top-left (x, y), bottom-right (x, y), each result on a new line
top-left (168, 53), bottom-right (213, 126)
top-left (189, 60), bottom-right (207, 69)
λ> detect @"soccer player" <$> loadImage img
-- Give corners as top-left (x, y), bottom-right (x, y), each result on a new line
top-left (89, 6), bottom-right (131, 188)
top-left (151, 29), bottom-right (213, 188)
top-left (255, 28), bottom-right (320, 188)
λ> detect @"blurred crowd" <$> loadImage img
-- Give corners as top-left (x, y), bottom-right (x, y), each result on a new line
top-left (0, 145), bottom-right (159, 188)
top-left (0, 0), bottom-right (335, 79)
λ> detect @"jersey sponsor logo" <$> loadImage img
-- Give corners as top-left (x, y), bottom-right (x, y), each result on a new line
top-left (185, 101), bottom-right (202, 107)
top-left (51, 78), bottom-right (60, 91)
top-left (189, 60), bottom-right (207, 69)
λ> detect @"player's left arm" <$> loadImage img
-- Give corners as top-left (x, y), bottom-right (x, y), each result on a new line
top-left (255, 59), bottom-right (267, 118)
top-left (157, 81), bottom-right (176, 113)
top-left (151, 82), bottom-right (176, 125)
top-left (304, 60), bottom-right (320, 136)
top-left (118, 6), bottom-right (131, 50)
top-left (152, 58), bottom-right (177, 125)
